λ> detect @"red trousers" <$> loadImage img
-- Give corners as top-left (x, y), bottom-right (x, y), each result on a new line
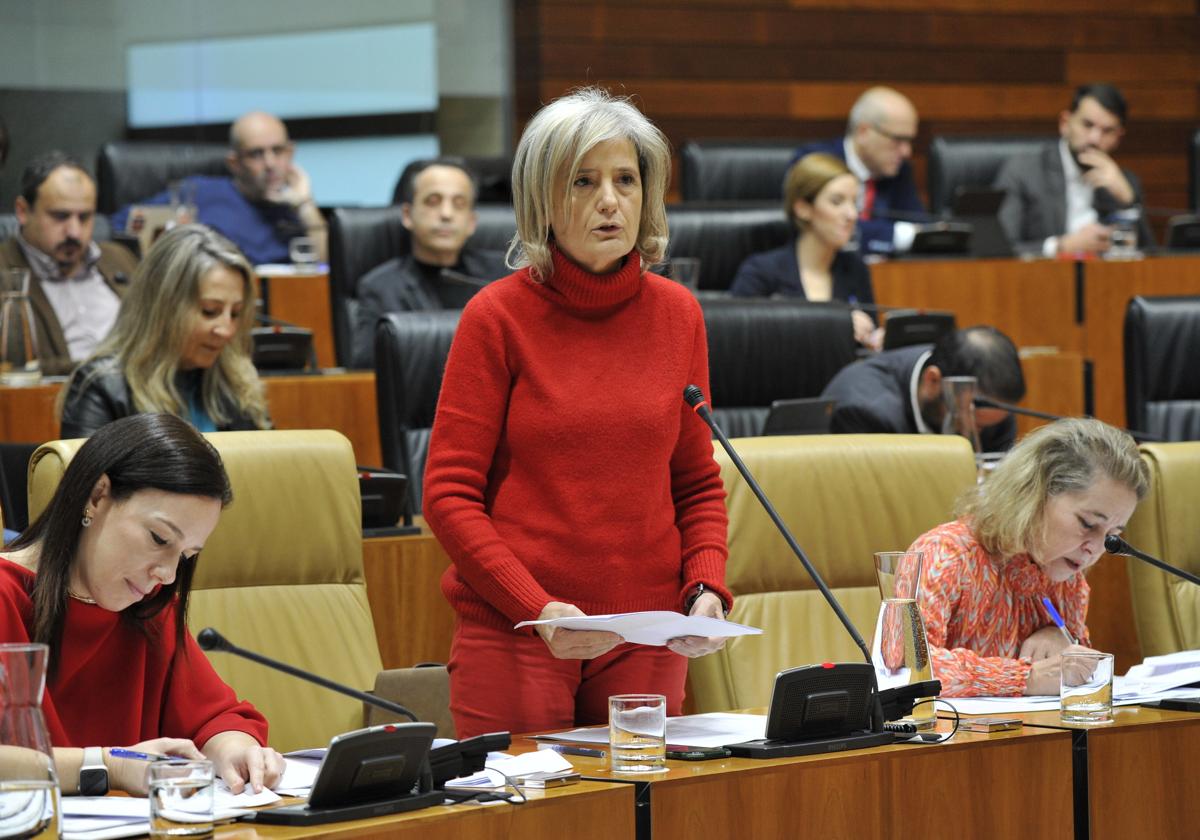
top-left (448, 615), bottom-right (688, 738)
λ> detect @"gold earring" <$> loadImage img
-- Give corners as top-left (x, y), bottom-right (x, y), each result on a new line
top-left (81, 508), bottom-right (93, 527)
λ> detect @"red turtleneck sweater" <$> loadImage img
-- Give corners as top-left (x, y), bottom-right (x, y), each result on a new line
top-left (423, 249), bottom-right (731, 630)
top-left (0, 559), bottom-right (268, 748)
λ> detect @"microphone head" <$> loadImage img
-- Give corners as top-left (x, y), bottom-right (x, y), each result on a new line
top-left (1104, 534), bottom-right (1129, 556)
top-left (683, 384), bottom-right (706, 408)
top-left (196, 627), bottom-right (230, 652)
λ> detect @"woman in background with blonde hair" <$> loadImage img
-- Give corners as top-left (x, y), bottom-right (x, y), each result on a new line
top-left (731, 152), bottom-right (879, 349)
top-left (908, 417), bottom-right (1149, 697)
top-left (424, 87), bottom-right (731, 738)
top-left (60, 224), bottom-right (270, 438)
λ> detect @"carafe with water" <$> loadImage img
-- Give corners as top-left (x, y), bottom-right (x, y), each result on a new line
top-left (871, 551), bottom-right (936, 729)
top-left (0, 269), bottom-right (42, 387)
top-left (0, 643), bottom-right (61, 839)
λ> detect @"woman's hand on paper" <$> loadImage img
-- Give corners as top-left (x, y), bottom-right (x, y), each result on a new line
top-left (535, 601), bottom-right (623, 660)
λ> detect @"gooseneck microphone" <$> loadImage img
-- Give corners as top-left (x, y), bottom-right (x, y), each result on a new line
top-left (1103, 535), bottom-right (1200, 587)
top-left (683, 385), bottom-right (872, 664)
top-left (972, 396), bottom-right (1163, 444)
top-left (197, 627), bottom-right (418, 722)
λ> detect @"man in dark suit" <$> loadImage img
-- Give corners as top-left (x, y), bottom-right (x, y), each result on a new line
top-left (0, 152), bottom-right (137, 375)
top-left (820, 325), bottom-right (1026, 452)
top-left (792, 86), bottom-right (925, 256)
top-left (352, 158), bottom-right (507, 367)
top-left (994, 83), bottom-right (1152, 257)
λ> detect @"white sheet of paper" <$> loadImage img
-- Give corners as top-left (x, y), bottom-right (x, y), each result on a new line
top-left (536, 712), bottom-right (767, 749)
top-left (944, 686), bottom-right (1200, 716)
top-left (515, 611), bottom-right (762, 646)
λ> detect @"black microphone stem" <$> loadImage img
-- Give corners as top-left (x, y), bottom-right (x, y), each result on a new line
top-left (683, 386), bottom-right (873, 665)
top-left (1105, 536), bottom-right (1200, 587)
top-left (973, 396), bottom-right (1164, 444)
top-left (198, 628), bottom-right (417, 721)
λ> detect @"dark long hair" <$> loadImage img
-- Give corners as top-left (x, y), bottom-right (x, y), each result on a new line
top-left (9, 414), bottom-right (232, 672)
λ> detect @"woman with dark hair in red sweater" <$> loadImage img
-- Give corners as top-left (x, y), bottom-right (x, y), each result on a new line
top-left (423, 88), bottom-right (732, 738)
top-left (0, 413), bottom-right (282, 795)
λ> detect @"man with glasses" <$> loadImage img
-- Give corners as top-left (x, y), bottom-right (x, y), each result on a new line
top-left (791, 86), bottom-right (924, 256)
top-left (112, 111), bottom-right (326, 264)
top-left (993, 83), bottom-right (1152, 257)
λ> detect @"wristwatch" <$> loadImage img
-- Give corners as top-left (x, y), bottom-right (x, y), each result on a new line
top-left (685, 583), bottom-right (726, 616)
top-left (79, 747), bottom-right (109, 796)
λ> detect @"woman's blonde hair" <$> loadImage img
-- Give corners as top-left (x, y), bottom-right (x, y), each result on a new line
top-left (508, 87), bottom-right (670, 280)
top-left (960, 417), bottom-right (1149, 558)
top-left (64, 224), bottom-right (268, 428)
top-left (784, 152), bottom-right (856, 230)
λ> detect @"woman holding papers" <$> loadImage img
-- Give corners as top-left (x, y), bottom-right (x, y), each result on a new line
top-left (0, 414), bottom-right (283, 794)
top-left (907, 418), bottom-right (1148, 697)
top-left (59, 224), bottom-right (271, 439)
top-left (423, 88), bottom-right (732, 738)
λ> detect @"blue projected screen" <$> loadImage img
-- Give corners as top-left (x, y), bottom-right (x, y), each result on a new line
top-left (126, 24), bottom-right (437, 128)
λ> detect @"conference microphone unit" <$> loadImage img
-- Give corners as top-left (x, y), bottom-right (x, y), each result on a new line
top-left (196, 627), bottom-right (418, 721)
top-left (972, 396), bottom-right (1163, 444)
top-left (1102, 535), bottom-right (1200, 588)
top-left (684, 385), bottom-right (933, 757)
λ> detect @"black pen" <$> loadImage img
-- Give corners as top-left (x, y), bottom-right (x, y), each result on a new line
top-left (540, 743), bottom-right (606, 758)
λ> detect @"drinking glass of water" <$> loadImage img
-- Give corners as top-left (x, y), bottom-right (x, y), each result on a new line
top-left (1060, 652), bottom-right (1114, 725)
top-left (148, 760), bottom-right (214, 837)
top-left (608, 694), bottom-right (668, 773)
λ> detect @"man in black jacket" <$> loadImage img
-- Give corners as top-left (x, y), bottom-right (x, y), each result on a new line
top-left (820, 325), bottom-right (1026, 452)
top-left (353, 158), bottom-right (506, 367)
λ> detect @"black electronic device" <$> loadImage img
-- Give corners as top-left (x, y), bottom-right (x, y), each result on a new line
top-left (726, 664), bottom-right (894, 758)
top-left (356, 466), bottom-right (412, 534)
top-left (665, 745), bottom-right (731, 761)
top-left (761, 398), bottom-right (834, 436)
top-left (1166, 215), bottom-right (1200, 251)
top-left (882, 309), bottom-right (956, 351)
top-left (252, 325), bottom-right (315, 371)
top-left (1153, 697), bottom-right (1200, 713)
top-left (951, 187), bottom-right (1013, 258)
top-left (909, 221), bottom-right (973, 257)
top-left (684, 385), bottom-right (927, 756)
top-left (196, 627), bottom-right (452, 823)
top-left (427, 732), bottom-right (511, 788)
top-left (249, 724), bottom-right (443, 825)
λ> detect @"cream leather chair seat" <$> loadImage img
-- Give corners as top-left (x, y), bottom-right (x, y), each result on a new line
top-left (1122, 442), bottom-right (1200, 656)
top-left (688, 434), bottom-right (977, 712)
top-left (29, 430), bottom-right (381, 753)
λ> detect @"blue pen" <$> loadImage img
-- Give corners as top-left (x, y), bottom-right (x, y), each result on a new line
top-left (108, 748), bottom-right (175, 762)
top-left (1040, 596), bottom-right (1078, 646)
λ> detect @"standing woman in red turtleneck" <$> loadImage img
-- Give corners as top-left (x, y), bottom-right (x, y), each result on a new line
top-left (423, 87), bottom-right (732, 738)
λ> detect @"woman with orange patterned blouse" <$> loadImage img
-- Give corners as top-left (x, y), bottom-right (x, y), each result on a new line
top-left (907, 418), bottom-right (1148, 697)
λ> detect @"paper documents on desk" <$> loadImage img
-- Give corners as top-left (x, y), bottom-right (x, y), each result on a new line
top-left (947, 648), bottom-right (1200, 715)
top-left (61, 791), bottom-right (262, 840)
top-left (537, 712), bottom-right (767, 749)
top-left (515, 611), bottom-right (761, 646)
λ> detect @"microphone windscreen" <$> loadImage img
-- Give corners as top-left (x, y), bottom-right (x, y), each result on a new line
top-left (683, 384), bottom-right (706, 408)
top-left (196, 627), bottom-right (226, 651)
top-left (1104, 534), bottom-right (1126, 555)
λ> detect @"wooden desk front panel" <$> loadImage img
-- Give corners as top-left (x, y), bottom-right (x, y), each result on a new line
top-left (646, 731), bottom-right (1073, 840)
top-left (1083, 255), bottom-right (1200, 427)
top-left (1018, 706), bottom-right (1200, 840)
top-left (873, 258), bottom-right (1081, 353)
top-left (0, 374), bottom-right (379, 467)
top-left (262, 272), bottom-right (337, 369)
top-left (216, 781), bottom-right (634, 840)
top-left (362, 531), bottom-right (456, 669)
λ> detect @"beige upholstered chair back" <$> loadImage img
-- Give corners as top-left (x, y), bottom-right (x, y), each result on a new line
top-left (28, 430), bottom-right (381, 752)
top-left (688, 434), bottom-right (977, 712)
top-left (1122, 443), bottom-right (1200, 656)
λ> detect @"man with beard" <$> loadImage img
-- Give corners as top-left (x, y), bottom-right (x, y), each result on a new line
top-left (994, 83), bottom-right (1153, 256)
top-left (0, 152), bottom-right (137, 375)
top-left (820, 325), bottom-right (1026, 452)
top-left (113, 111), bottom-right (326, 265)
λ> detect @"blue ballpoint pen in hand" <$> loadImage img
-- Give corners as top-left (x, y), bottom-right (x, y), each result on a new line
top-left (1040, 596), bottom-right (1078, 646)
top-left (108, 748), bottom-right (175, 762)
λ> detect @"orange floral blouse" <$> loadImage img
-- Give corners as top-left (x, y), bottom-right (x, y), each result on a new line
top-left (907, 519), bottom-right (1091, 697)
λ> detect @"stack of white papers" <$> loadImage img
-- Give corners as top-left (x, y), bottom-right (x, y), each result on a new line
top-left (62, 788), bottom-right (267, 840)
top-left (515, 611), bottom-right (762, 646)
top-left (536, 712), bottom-right (767, 749)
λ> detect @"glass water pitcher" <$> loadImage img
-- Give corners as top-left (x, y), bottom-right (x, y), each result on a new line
top-left (0, 643), bottom-right (61, 839)
top-left (870, 551), bottom-right (936, 730)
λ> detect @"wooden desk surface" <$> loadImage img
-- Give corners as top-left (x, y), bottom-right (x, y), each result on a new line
top-left (1014, 705), bottom-right (1200, 840)
top-left (513, 721), bottom-right (1074, 840)
top-left (214, 780), bottom-right (634, 840)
